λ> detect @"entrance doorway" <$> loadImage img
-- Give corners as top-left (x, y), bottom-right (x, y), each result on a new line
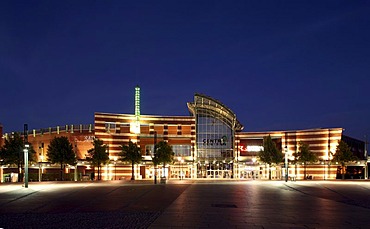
top-left (197, 161), bottom-right (233, 178)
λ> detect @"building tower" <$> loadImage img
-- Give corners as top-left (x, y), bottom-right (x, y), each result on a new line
top-left (130, 86), bottom-right (141, 135)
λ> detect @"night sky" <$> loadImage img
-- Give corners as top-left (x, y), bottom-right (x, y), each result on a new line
top-left (1, 1), bottom-right (370, 140)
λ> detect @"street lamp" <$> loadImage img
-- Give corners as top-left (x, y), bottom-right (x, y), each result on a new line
top-left (74, 144), bottom-right (78, 181)
top-left (365, 135), bottom-right (368, 179)
top-left (323, 160), bottom-right (326, 180)
top-left (24, 143), bottom-right (29, 188)
top-left (153, 131), bottom-right (157, 184)
top-left (114, 158), bottom-right (117, 180)
top-left (285, 146), bottom-right (288, 182)
top-left (178, 157), bottom-right (183, 180)
top-left (38, 144), bottom-right (43, 182)
top-left (23, 124), bottom-right (29, 188)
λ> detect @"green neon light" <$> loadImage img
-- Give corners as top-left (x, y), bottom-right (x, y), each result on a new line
top-left (135, 86), bottom-right (140, 119)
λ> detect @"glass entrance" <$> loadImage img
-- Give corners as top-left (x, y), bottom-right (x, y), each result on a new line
top-left (197, 161), bottom-right (233, 178)
top-left (188, 94), bottom-right (243, 179)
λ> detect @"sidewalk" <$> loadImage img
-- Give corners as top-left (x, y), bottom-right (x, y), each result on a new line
top-left (150, 181), bottom-right (370, 228)
top-left (2, 180), bottom-right (370, 228)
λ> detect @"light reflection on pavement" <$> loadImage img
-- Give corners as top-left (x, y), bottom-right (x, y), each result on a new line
top-left (1, 180), bottom-right (370, 228)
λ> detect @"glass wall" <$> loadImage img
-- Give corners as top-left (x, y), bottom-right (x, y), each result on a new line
top-left (196, 112), bottom-right (233, 159)
top-left (196, 110), bottom-right (235, 178)
top-left (188, 94), bottom-right (243, 179)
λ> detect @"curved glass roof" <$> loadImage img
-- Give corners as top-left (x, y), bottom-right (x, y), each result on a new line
top-left (187, 93), bottom-right (244, 131)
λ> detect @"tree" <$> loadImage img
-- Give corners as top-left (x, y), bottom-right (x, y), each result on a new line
top-left (0, 132), bottom-right (35, 182)
top-left (87, 138), bottom-right (110, 181)
top-left (119, 141), bottom-right (142, 180)
top-left (258, 135), bottom-right (283, 180)
top-left (152, 141), bottom-right (174, 179)
top-left (295, 142), bottom-right (318, 179)
top-left (332, 140), bottom-right (357, 180)
top-left (47, 136), bottom-right (76, 181)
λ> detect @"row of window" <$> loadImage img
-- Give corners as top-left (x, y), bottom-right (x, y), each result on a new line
top-left (105, 122), bottom-right (189, 135)
top-left (145, 144), bottom-right (191, 157)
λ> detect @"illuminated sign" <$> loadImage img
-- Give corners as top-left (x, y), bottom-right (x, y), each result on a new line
top-left (239, 145), bottom-right (263, 152)
top-left (132, 86), bottom-right (141, 134)
top-left (203, 136), bottom-right (227, 146)
top-left (135, 86), bottom-right (140, 119)
top-left (247, 145), bottom-right (264, 152)
top-left (74, 136), bottom-right (95, 142)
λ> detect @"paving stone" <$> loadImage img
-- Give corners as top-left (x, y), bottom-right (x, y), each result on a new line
top-left (2, 180), bottom-right (370, 228)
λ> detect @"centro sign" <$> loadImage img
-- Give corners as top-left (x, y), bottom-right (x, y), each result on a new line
top-left (203, 136), bottom-right (227, 146)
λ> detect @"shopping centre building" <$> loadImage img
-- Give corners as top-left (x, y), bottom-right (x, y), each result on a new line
top-left (0, 88), bottom-right (366, 181)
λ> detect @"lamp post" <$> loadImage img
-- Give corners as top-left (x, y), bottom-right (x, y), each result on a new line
top-left (114, 158), bottom-right (117, 180)
top-left (23, 143), bottom-right (29, 188)
top-left (327, 159), bottom-right (331, 180)
top-left (38, 144), bottom-right (43, 182)
top-left (23, 124), bottom-right (29, 188)
top-left (285, 146), bottom-right (288, 182)
top-left (324, 160), bottom-right (327, 180)
top-left (365, 135), bottom-right (368, 179)
top-left (38, 162), bottom-right (42, 182)
top-left (73, 144), bottom-right (78, 182)
top-left (153, 131), bottom-right (157, 184)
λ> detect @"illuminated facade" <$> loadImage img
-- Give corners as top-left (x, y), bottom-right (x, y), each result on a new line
top-left (94, 93), bottom-right (365, 180)
top-left (94, 112), bottom-right (195, 179)
top-left (1, 125), bottom-right (95, 182)
top-left (188, 94), bottom-right (243, 178)
top-left (237, 129), bottom-right (345, 180)
top-left (1, 91), bottom-right (366, 181)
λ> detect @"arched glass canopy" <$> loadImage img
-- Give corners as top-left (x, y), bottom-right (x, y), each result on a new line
top-left (188, 94), bottom-right (243, 178)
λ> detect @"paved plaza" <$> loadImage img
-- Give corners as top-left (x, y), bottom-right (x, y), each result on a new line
top-left (1, 180), bottom-right (370, 228)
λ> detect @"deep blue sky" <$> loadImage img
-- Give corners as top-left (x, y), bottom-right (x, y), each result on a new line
top-left (1, 1), bottom-right (370, 140)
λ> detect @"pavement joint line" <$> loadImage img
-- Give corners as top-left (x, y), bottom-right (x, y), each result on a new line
top-left (316, 183), bottom-right (370, 210)
top-left (283, 183), bottom-right (306, 194)
top-left (357, 183), bottom-right (370, 191)
top-left (286, 182), bottom-right (370, 211)
top-left (319, 183), bottom-right (350, 199)
top-left (0, 189), bottom-right (41, 207)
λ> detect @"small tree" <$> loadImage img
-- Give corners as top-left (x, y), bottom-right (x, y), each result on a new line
top-left (120, 141), bottom-right (142, 180)
top-left (152, 141), bottom-right (174, 179)
top-left (258, 135), bottom-right (283, 180)
top-left (87, 138), bottom-right (110, 180)
top-left (332, 140), bottom-right (357, 180)
top-left (295, 142), bottom-right (318, 179)
top-left (0, 132), bottom-right (35, 182)
top-left (47, 136), bottom-right (76, 181)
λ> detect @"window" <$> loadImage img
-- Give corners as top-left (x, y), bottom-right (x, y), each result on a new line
top-left (105, 122), bottom-right (116, 133)
top-left (172, 145), bottom-right (191, 157)
top-left (196, 111), bottom-right (233, 159)
top-left (145, 144), bottom-right (191, 157)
